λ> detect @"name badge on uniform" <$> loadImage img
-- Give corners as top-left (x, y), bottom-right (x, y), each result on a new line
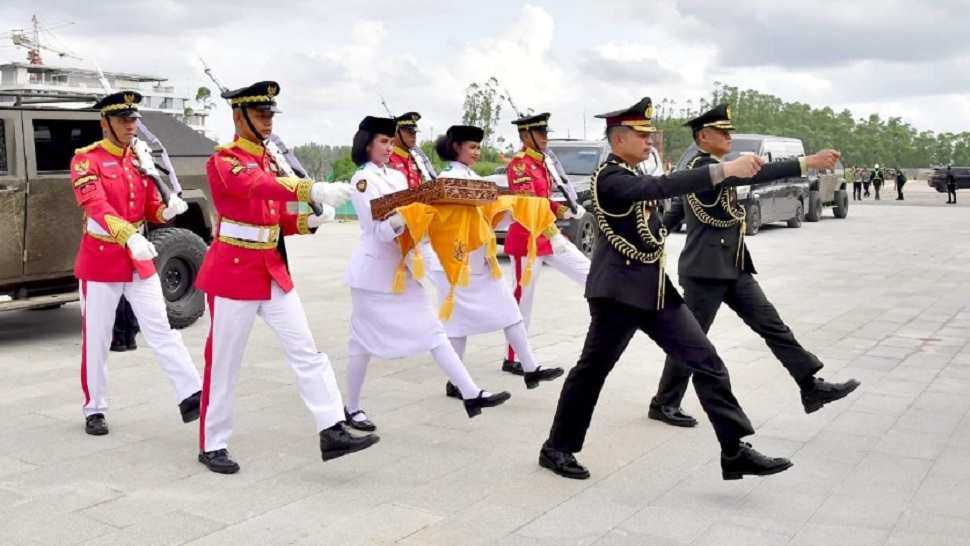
top-left (102, 160), bottom-right (118, 168)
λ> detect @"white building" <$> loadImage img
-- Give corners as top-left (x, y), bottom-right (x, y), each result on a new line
top-left (0, 62), bottom-right (208, 133)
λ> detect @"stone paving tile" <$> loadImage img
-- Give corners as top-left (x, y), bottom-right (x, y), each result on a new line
top-left (2, 203), bottom-right (969, 544)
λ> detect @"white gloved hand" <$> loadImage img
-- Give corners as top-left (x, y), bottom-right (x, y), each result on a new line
top-left (126, 233), bottom-right (158, 261)
top-left (563, 204), bottom-right (587, 220)
top-left (387, 212), bottom-right (405, 234)
top-left (307, 204), bottom-right (337, 228)
top-left (161, 195), bottom-right (189, 221)
top-left (311, 182), bottom-right (354, 207)
top-left (550, 233), bottom-right (571, 254)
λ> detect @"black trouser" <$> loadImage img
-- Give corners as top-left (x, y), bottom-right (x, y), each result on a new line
top-left (852, 182), bottom-right (862, 200)
top-left (948, 185), bottom-right (957, 203)
top-left (111, 296), bottom-right (139, 348)
top-left (548, 298), bottom-right (754, 453)
top-left (863, 181), bottom-right (871, 197)
top-left (896, 181), bottom-right (905, 200)
top-left (873, 181), bottom-right (882, 200)
top-left (652, 273), bottom-right (823, 410)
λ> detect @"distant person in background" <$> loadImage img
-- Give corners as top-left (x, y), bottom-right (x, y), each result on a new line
top-left (870, 164), bottom-right (884, 200)
top-left (109, 297), bottom-right (139, 352)
top-left (946, 165), bottom-right (957, 204)
top-left (895, 167), bottom-right (906, 201)
top-left (862, 167), bottom-right (871, 198)
top-left (847, 165), bottom-right (860, 200)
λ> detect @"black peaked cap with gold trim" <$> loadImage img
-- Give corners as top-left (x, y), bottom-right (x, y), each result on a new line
top-left (93, 91), bottom-right (143, 119)
top-left (359, 116), bottom-right (397, 136)
top-left (446, 125), bottom-right (484, 143)
top-left (395, 112), bottom-right (421, 129)
top-left (222, 81), bottom-right (281, 113)
top-left (512, 112), bottom-right (551, 131)
top-left (595, 97), bottom-right (655, 133)
top-left (685, 104), bottom-right (735, 133)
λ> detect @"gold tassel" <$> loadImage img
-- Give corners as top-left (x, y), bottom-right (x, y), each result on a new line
top-left (439, 285), bottom-right (456, 321)
top-left (486, 235), bottom-right (502, 279)
top-left (520, 259), bottom-right (534, 288)
top-left (411, 247), bottom-right (425, 281)
top-left (458, 262), bottom-right (471, 287)
top-left (392, 260), bottom-right (407, 294)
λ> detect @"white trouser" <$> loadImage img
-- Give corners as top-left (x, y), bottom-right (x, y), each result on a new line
top-left (200, 282), bottom-right (344, 452)
top-left (508, 240), bottom-right (590, 361)
top-left (79, 276), bottom-right (202, 417)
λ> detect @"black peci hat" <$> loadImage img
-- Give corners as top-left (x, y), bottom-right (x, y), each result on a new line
top-left (359, 116), bottom-right (398, 136)
top-left (445, 125), bottom-right (485, 143)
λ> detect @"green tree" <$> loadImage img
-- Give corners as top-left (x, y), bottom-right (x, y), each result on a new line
top-left (461, 77), bottom-right (505, 145)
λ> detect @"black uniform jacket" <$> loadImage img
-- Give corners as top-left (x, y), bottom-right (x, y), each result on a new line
top-left (663, 152), bottom-right (802, 280)
top-left (585, 154), bottom-right (716, 311)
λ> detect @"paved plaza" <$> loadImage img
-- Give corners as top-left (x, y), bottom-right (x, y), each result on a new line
top-left (1, 183), bottom-right (969, 545)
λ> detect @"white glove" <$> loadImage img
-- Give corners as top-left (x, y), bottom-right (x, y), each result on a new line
top-left (311, 182), bottom-right (354, 208)
top-left (161, 195), bottom-right (189, 221)
top-left (550, 233), bottom-right (571, 254)
top-left (307, 204), bottom-right (337, 228)
top-left (127, 233), bottom-right (158, 261)
top-left (387, 212), bottom-right (405, 234)
top-left (563, 204), bottom-right (587, 220)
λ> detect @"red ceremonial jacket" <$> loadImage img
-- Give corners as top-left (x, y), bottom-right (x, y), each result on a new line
top-left (195, 137), bottom-right (315, 300)
top-left (387, 146), bottom-right (422, 189)
top-left (504, 147), bottom-right (565, 257)
top-left (70, 139), bottom-right (168, 282)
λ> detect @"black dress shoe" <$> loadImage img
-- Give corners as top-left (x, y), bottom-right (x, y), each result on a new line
top-left (85, 413), bottom-right (109, 436)
top-left (721, 442), bottom-right (793, 480)
top-left (445, 381), bottom-right (462, 400)
top-left (501, 358), bottom-right (524, 376)
top-left (344, 408), bottom-right (376, 432)
top-left (648, 404), bottom-right (698, 428)
top-left (109, 341), bottom-right (128, 352)
top-left (463, 390), bottom-right (511, 418)
top-left (198, 449), bottom-right (240, 474)
top-left (319, 423), bottom-right (379, 461)
top-left (523, 366), bottom-right (564, 389)
top-left (801, 377), bottom-right (861, 414)
top-left (179, 391), bottom-right (202, 423)
top-left (538, 441), bottom-right (590, 480)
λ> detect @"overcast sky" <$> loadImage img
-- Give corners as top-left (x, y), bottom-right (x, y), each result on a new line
top-left (3, 1), bottom-right (968, 148)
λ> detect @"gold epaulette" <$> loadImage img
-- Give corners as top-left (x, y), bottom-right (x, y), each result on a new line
top-left (74, 141), bottom-right (100, 155)
top-left (512, 151), bottom-right (526, 160)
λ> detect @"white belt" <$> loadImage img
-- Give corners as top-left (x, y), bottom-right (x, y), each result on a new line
top-left (86, 218), bottom-right (144, 237)
top-left (219, 220), bottom-right (276, 243)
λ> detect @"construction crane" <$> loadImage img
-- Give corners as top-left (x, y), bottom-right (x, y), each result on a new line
top-left (7, 15), bottom-right (79, 65)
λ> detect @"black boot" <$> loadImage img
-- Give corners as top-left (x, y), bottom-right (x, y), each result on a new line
top-left (198, 449), bottom-right (240, 474)
top-left (648, 403), bottom-right (698, 427)
top-left (463, 390), bottom-right (511, 418)
top-left (85, 413), bottom-right (109, 436)
top-left (721, 442), bottom-right (792, 480)
top-left (501, 358), bottom-right (524, 376)
top-left (344, 407), bottom-right (376, 432)
top-left (109, 339), bottom-right (128, 352)
top-left (126, 331), bottom-right (137, 351)
top-left (801, 377), bottom-right (861, 414)
top-left (179, 391), bottom-right (202, 423)
top-left (538, 441), bottom-right (590, 480)
top-left (523, 366), bottom-right (564, 389)
top-left (445, 381), bottom-right (462, 400)
top-left (319, 423), bottom-right (379, 461)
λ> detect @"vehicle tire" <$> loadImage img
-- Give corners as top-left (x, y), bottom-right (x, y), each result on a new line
top-left (833, 190), bottom-right (849, 219)
top-left (787, 202), bottom-right (804, 228)
top-left (744, 202), bottom-right (761, 236)
top-left (28, 303), bottom-right (65, 311)
top-left (805, 191), bottom-right (822, 222)
top-left (149, 227), bottom-right (207, 329)
top-left (571, 213), bottom-right (598, 258)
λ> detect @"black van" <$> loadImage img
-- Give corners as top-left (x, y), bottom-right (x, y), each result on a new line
top-left (674, 134), bottom-right (810, 235)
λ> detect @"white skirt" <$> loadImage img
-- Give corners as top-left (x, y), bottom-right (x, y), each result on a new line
top-left (349, 282), bottom-right (449, 360)
top-left (427, 270), bottom-right (523, 338)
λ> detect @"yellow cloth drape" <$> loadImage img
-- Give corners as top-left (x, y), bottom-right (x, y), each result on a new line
top-left (481, 195), bottom-right (557, 288)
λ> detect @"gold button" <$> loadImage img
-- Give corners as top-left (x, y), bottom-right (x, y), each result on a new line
top-left (130, 192), bottom-right (135, 198)
top-left (720, 238), bottom-right (725, 244)
top-left (625, 259), bottom-right (631, 265)
top-left (233, 258), bottom-right (240, 264)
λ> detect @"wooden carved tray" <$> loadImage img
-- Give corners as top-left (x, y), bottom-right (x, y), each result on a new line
top-left (371, 177), bottom-right (499, 219)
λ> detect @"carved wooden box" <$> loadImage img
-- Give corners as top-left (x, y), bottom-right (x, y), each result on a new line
top-left (370, 178), bottom-right (499, 219)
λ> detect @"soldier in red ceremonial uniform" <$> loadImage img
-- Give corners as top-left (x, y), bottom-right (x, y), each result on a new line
top-left (195, 81), bottom-right (378, 475)
top-left (387, 111), bottom-right (428, 189)
top-left (502, 113), bottom-right (591, 374)
top-left (71, 91), bottom-right (202, 436)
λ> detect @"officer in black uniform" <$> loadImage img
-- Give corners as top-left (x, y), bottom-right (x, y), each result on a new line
top-left (946, 165), bottom-right (957, 204)
top-left (648, 105), bottom-right (860, 428)
top-left (539, 98), bottom-right (793, 482)
top-left (870, 164), bottom-right (884, 200)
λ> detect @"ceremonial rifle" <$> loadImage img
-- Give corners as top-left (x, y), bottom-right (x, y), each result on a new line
top-left (200, 58), bottom-right (324, 216)
top-left (500, 86), bottom-right (580, 214)
top-left (379, 96), bottom-right (437, 182)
